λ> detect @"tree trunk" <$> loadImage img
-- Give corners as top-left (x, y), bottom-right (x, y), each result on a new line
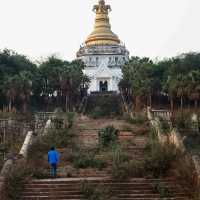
top-left (170, 96), bottom-right (175, 127)
top-left (195, 99), bottom-right (198, 110)
top-left (180, 96), bottom-right (183, 112)
top-left (23, 102), bottom-right (27, 113)
top-left (135, 96), bottom-right (140, 112)
top-left (149, 94), bottom-right (152, 108)
top-left (170, 96), bottom-right (174, 113)
top-left (65, 94), bottom-right (68, 112)
top-left (9, 99), bottom-right (12, 112)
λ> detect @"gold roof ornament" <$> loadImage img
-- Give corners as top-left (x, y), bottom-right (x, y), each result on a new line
top-left (85, 0), bottom-right (120, 46)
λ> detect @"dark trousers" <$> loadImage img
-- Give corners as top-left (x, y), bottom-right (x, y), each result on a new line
top-left (50, 163), bottom-right (57, 177)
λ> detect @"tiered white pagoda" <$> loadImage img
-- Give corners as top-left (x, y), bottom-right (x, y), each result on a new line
top-left (77, 0), bottom-right (129, 93)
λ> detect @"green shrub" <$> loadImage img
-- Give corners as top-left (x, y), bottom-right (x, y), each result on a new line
top-left (111, 144), bottom-right (131, 180)
top-left (111, 144), bottom-right (129, 166)
top-left (27, 138), bottom-right (49, 160)
top-left (111, 160), bottom-right (145, 180)
top-left (158, 117), bottom-right (171, 135)
top-left (67, 112), bottom-right (75, 128)
top-left (81, 181), bottom-right (113, 200)
top-left (89, 107), bottom-right (105, 119)
top-left (73, 152), bottom-right (106, 170)
top-left (111, 144), bottom-right (145, 180)
top-left (98, 126), bottom-right (119, 147)
top-left (126, 114), bottom-right (147, 125)
top-left (183, 133), bottom-right (200, 154)
top-left (172, 155), bottom-right (200, 199)
top-left (173, 110), bottom-right (192, 131)
top-left (52, 118), bottom-right (64, 129)
top-left (30, 168), bottom-right (51, 179)
top-left (86, 95), bottom-right (122, 118)
top-left (144, 141), bottom-right (180, 178)
top-left (0, 159), bottom-right (3, 170)
top-left (4, 160), bottom-right (31, 200)
top-left (41, 128), bottom-right (74, 149)
top-left (153, 183), bottom-right (172, 198)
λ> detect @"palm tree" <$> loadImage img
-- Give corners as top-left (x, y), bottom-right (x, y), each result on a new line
top-left (59, 60), bottom-right (89, 112)
top-left (3, 75), bottom-right (19, 112)
top-left (121, 57), bottom-right (156, 111)
top-left (175, 74), bottom-right (188, 112)
top-left (188, 70), bottom-right (200, 110)
top-left (17, 71), bottom-right (33, 113)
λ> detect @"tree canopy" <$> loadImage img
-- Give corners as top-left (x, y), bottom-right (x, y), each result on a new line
top-left (1, 49), bottom-right (200, 113)
top-left (0, 50), bottom-right (89, 112)
top-left (120, 53), bottom-right (200, 112)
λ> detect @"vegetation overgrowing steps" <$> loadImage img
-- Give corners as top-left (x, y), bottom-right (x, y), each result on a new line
top-left (20, 178), bottom-right (189, 200)
top-left (15, 116), bottom-right (191, 199)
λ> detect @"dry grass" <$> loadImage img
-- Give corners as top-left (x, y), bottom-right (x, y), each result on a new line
top-left (171, 154), bottom-right (200, 199)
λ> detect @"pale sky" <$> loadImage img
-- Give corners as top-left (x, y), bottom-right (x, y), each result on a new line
top-left (0, 0), bottom-right (199, 61)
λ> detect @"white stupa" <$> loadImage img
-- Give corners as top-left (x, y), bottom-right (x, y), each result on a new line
top-left (77, 0), bottom-right (129, 94)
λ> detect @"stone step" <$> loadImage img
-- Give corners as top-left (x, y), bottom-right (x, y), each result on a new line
top-left (21, 195), bottom-right (82, 199)
top-left (20, 177), bottom-right (189, 199)
top-left (28, 177), bottom-right (177, 183)
top-left (24, 183), bottom-right (183, 190)
top-left (21, 198), bottom-right (187, 200)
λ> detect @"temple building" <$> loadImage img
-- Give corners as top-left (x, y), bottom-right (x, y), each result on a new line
top-left (77, 0), bottom-right (129, 94)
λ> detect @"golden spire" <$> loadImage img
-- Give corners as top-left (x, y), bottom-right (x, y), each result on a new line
top-left (85, 0), bottom-right (120, 46)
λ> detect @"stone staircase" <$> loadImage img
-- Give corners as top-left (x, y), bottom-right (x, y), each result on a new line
top-left (20, 178), bottom-right (189, 200)
top-left (19, 116), bottom-right (190, 199)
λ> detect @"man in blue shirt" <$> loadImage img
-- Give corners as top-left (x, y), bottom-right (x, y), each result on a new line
top-left (48, 147), bottom-right (59, 178)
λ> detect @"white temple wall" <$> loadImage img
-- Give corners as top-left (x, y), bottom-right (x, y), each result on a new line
top-left (80, 55), bottom-right (128, 68)
top-left (77, 44), bottom-right (129, 93)
top-left (88, 78), bottom-right (97, 93)
top-left (81, 56), bottom-right (125, 93)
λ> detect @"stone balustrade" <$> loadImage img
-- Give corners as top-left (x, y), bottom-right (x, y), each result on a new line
top-left (151, 109), bottom-right (172, 121)
top-left (148, 107), bottom-right (185, 150)
top-left (19, 131), bottom-right (34, 158)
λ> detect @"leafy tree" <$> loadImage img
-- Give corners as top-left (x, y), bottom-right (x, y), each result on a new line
top-left (38, 57), bottom-right (89, 111)
top-left (120, 57), bottom-right (156, 110)
top-left (0, 49), bottom-right (37, 112)
top-left (17, 71), bottom-right (33, 113)
top-left (187, 70), bottom-right (200, 109)
top-left (59, 60), bottom-right (87, 111)
top-left (3, 75), bottom-right (19, 112)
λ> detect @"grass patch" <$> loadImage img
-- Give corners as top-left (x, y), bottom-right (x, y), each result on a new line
top-left (73, 151), bottom-right (106, 170)
top-left (81, 180), bottom-right (114, 200)
top-left (125, 114), bottom-right (147, 125)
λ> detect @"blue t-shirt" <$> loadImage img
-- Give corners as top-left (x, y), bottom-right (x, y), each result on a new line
top-left (48, 150), bottom-right (59, 164)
